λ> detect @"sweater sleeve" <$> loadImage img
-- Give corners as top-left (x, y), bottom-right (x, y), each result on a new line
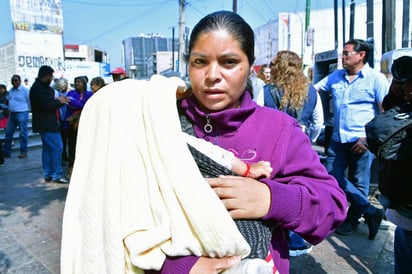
top-left (160, 256), bottom-right (199, 274)
top-left (261, 122), bottom-right (347, 245)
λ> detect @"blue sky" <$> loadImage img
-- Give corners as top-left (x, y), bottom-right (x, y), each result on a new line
top-left (1, 0), bottom-right (365, 68)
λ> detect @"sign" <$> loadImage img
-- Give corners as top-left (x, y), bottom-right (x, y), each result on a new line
top-left (64, 61), bottom-right (112, 85)
top-left (10, 0), bottom-right (63, 34)
top-left (14, 31), bottom-right (65, 82)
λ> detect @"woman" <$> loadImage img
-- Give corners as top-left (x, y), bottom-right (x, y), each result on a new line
top-left (264, 50), bottom-right (325, 256)
top-left (257, 64), bottom-right (271, 84)
top-left (0, 84), bottom-right (9, 129)
top-left (64, 76), bottom-right (93, 171)
top-left (264, 50), bottom-right (323, 142)
top-left (163, 11), bottom-right (347, 273)
top-left (53, 78), bottom-right (69, 162)
top-left (90, 76), bottom-right (106, 93)
top-left (0, 84), bottom-right (9, 165)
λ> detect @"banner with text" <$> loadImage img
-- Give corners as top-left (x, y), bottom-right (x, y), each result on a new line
top-left (14, 31), bottom-right (65, 83)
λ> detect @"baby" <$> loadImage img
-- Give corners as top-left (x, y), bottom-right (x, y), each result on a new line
top-left (183, 132), bottom-right (272, 179)
top-left (175, 78), bottom-right (272, 180)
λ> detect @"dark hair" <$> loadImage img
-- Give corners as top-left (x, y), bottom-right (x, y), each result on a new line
top-left (187, 10), bottom-right (255, 66)
top-left (11, 74), bottom-right (21, 82)
top-left (74, 76), bottom-right (88, 88)
top-left (391, 55), bottom-right (412, 82)
top-left (344, 39), bottom-right (371, 64)
top-left (38, 65), bottom-right (54, 78)
top-left (90, 77), bottom-right (106, 88)
top-left (0, 84), bottom-right (6, 90)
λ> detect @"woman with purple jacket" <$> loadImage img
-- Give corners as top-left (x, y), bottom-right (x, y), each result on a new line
top-left (64, 76), bottom-right (93, 172)
top-left (160, 11), bottom-right (347, 274)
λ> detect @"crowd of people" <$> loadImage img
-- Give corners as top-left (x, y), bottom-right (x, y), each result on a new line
top-left (1, 9), bottom-right (410, 274)
top-left (0, 67), bottom-right (111, 177)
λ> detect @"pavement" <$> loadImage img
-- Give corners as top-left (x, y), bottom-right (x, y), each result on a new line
top-left (0, 146), bottom-right (396, 274)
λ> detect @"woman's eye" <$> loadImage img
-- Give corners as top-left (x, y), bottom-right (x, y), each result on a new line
top-left (223, 59), bottom-right (238, 66)
top-left (192, 59), bottom-right (206, 65)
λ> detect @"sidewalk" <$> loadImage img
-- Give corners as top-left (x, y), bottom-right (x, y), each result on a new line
top-left (0, 146), bottom-right (395, 273)
top-left (0, 147), bottom-right (67, 273)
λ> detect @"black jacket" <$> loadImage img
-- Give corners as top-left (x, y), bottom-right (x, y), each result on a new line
top-left (30, 78), bottom-right (63, 133)
top-left (379, 87), bottom-right (412, 208)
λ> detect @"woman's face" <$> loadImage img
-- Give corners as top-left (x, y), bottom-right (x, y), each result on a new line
top-left (188, 30), bottom-right (252, 112)
top-left (263, 67), bottom-right (271, 81)
top-left (90, 82), bottom-right (99, 93)
top-left (11, 77), bottom-right (21, 89)
top-left (75, 79), bottom-right (86, 91)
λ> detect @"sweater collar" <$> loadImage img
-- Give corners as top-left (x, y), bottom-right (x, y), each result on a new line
top-left (181, 91), bottom-right (256, 137)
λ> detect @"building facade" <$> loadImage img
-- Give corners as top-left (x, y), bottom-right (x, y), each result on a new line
top-left (254, 0), bottom-right (412, 70)
top-left (0, 1), bottom-right (111, 87)
top-left (0, 0), bottom-right (64, 86)
top-left (122, 34), bottom-right (179, 79)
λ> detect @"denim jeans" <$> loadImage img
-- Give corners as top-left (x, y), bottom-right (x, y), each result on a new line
top-left (394, 226), bottom-right (412, 274)
top-left (326, 140), bottom-right (374, 216)
top-left (40, 132), bottom-right (63, 180)
top-left (0, 139), bottom-right (4, 164)
top-left (3, 111), bottom-right (29, 155)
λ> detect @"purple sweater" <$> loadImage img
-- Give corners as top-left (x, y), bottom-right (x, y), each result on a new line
top-left (161, 92), bottom-right (347, 274)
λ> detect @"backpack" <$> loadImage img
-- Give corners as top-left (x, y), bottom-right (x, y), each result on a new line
top-left (365, 103), bottom-right (412, 161)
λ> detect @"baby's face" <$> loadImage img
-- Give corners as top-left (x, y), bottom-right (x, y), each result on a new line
top-left (0, 88), bottom-right (6, 95)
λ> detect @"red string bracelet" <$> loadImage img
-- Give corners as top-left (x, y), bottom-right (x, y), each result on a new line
top-left (243, 163), bottom-right (251, 177)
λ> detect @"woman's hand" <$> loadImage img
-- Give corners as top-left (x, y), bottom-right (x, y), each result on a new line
top-left (189, 256), bottom-right (241, 274)
top-left (207, 176), bottom-right (271, 219)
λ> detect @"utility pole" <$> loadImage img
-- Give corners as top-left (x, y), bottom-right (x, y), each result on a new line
top-left (342, 0), bottom-right (346, 45)
top-left (366, 0), bottom-right (374, 67)
top-left (172, 27), bottom-right (175, 71)
top-left (178, 0), bottom-right (186, 77)
top-left (334, 0), bottom-right (338, 49)
top-left (349, 0), bottom-right (355, 40)
top-left (287, 13), bottom-right (291, 50)
top-left (305, 0), bottom-right (310, 32)
top-left (402, 0), bottom-right (410, 48)
top-left (233, 0), bottom-right (237, 13)
top-left (382, 0), bottom-right (396, 53)
top-left (303, 0), bottom-right (310, 60)
top-left (366, 0), bottom-right (374, 42)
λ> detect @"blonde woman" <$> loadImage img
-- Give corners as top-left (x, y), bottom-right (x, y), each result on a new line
top-left (264, 50), bottom-right (322, 141)
top-left (264, 50), bottom-right (323, 257)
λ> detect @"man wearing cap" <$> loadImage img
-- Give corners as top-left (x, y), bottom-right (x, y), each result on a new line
top-left (110, 67), bottom-right (127, 82)
top-left (314, 39), bottom-right (389, 240)
top-left (378, 55), bottom-right (412, 274)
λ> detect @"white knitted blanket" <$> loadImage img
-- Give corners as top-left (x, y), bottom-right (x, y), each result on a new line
top-left (60, 75), bottom-right (250, 274)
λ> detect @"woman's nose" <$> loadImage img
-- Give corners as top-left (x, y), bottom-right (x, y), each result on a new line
top-left (205, 62), bottom-right (222, 83)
